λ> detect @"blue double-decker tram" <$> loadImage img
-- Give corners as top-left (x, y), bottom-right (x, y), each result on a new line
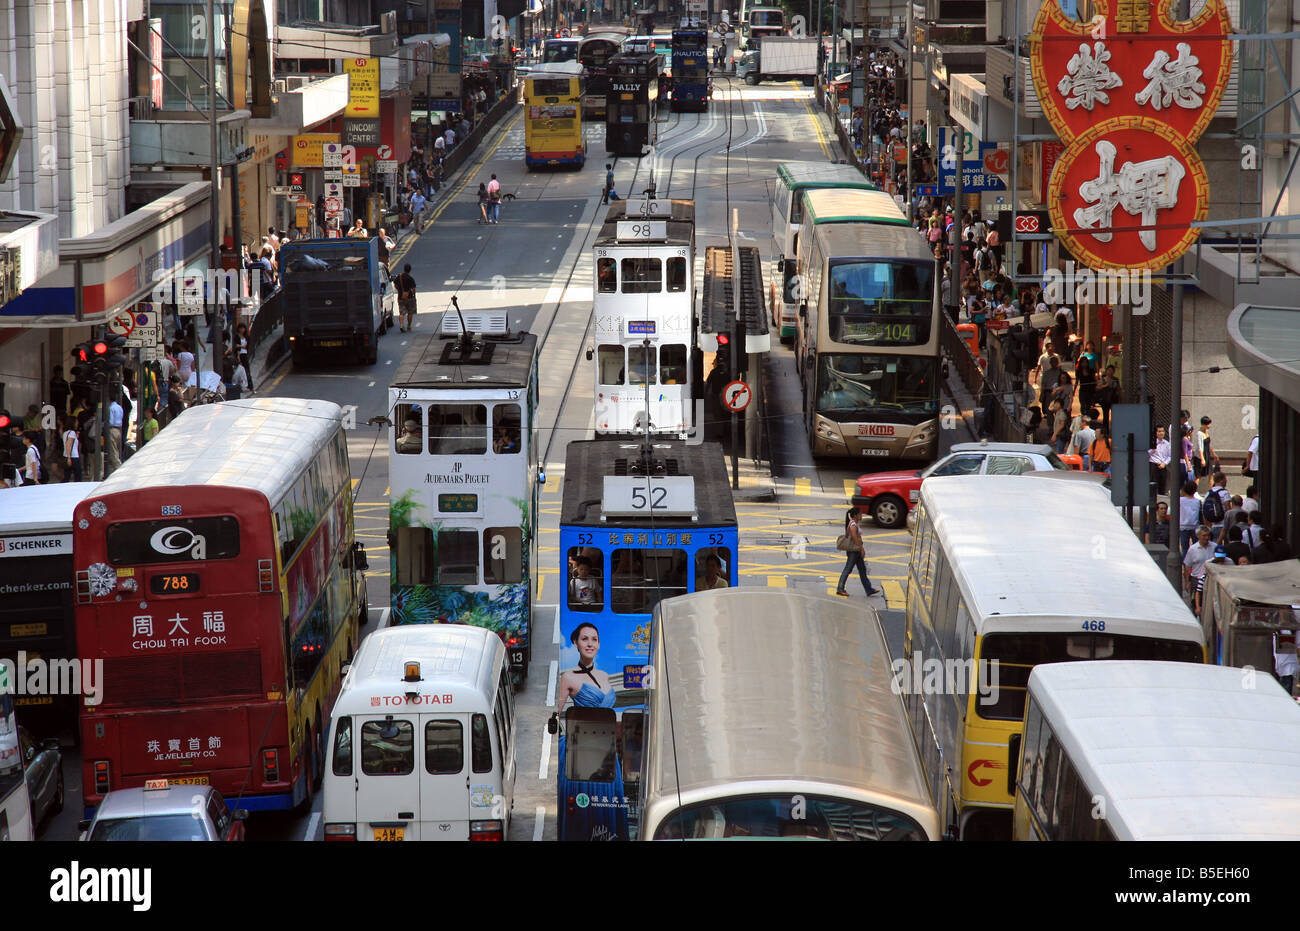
top-left (554, 438), bottom-right (738, 840)
top-left (670, 25), bottom-right (709, 111)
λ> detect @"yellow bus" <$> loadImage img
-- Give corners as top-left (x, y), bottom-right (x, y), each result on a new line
top-left (904, 475), bottom-right (1204, 840)
top-left (525, 62), bottom-right (586, 169)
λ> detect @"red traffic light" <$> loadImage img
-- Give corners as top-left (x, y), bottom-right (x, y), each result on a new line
top-left (93, 341), bottom-right (108, 355)
top-left (0, 414), bottom-right (9, 429)
top-left (716, 333), bottom-right (730, 345)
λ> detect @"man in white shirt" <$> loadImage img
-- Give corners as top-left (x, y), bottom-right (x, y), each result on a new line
top-left (1245, 434), bottom-right (1260, 478)
top-left (1182, 525), bottom-right (1215, 602)
top-left (1071, 418), bottom-right (1097, 470)
top-left (1242, 485), bottom-right (1261, 514)
top-left (444, 127), bottom-right (456, 150)
top-left (433, 135), bottom-right (445, 155)
top-left (106, 398), bottom-right (123, 473)
top-left (1274, 629), bottom-right (1298, 696)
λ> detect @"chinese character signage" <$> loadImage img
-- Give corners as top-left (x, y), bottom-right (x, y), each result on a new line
top-left (1030, 0), bottom-right (1233, 271)
top-left (344, 57), bottom-right (380, 118)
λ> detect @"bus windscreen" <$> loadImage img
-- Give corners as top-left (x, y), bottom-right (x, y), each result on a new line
top-left (530, 78), bottom-right (575, 97)
top-left (827, 261), bottom-right (934, 346)
top-left (655, 794), bottom-right (928, 840)
top-left (815, 355), bottom-right (938, 420)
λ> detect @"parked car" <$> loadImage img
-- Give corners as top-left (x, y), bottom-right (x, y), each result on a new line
top-left (852, 441), bottom-right (1069, 529)
top-left (79, 780), bottom-right (248, 841)
top-left (19, 727), bottom-right (63, 833)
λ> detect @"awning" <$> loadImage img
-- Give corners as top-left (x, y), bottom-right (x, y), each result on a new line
top-left (1227, 304), bottom-right (1300, 412)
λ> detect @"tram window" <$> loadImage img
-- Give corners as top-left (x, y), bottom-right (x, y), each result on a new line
top-left (695, 547), bottom-right (731, 590)
top-left (612, 548), bottom-right (686, 613)
top-left (660, 344), bottom-right (687, 384)
top-left (394, 403), bottom-right (424, 455)
top-left (360, 719), bottom-right (414, 776)
top-left (667, 256), bottom-right (687, 292)
top-left (424, 720), bottom-right (464, 775)
top-left (436, 529), bottom-right (479, 585)
top-left (429, 403), bottom-right (487, 455)
top-left (628, 345), bottom-right (656, 385)
top-left (493, 404), bottom-right (522, 455)
top-left (598, 345), bottom-right (625, 385)
top-left (597, 258), bottom-right (617, 292)
top-left (567, 546), bottom-right (603, 611)
top-left (620, 257), bottom-right (661, 293)
top-left (484, 527), bottom-right (523, 584)
top-left (394, 526), bottom-right (436, 585)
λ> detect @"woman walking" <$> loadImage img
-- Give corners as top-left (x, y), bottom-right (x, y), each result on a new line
top-left (476, 182), bottom-right (490, 224)
top-left (836, 507), bottom-right (880, 598)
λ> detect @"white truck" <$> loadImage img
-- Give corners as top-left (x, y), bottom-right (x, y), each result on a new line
top-left (736, 35), bottom-right (819, 85)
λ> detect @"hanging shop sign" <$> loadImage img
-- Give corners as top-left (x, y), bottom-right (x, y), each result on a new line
top-left (1029, 0), bottom-right (1233, 271)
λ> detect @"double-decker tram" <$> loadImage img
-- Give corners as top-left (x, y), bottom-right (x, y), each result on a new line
top-left (555, 439), bottom-right (737, 840)
top-left (73, 399), bottom-right (368, 813)
top-left (669, 25), bottom-right (709, 111)
top-left (592, 196), bottom-right (697, 435)
top-left (524, 63), bottom-right (586, 169)
top-left (906, 476), bottom-right (1205, 840)
top-left (795, 218), bottom-right (940, 460)
top-left (605, 52), bottom-right (660, 156)
top-left (579, 34), bottom-right (622, 117)
top-left (0, 482), bottom-right (96, 738)
top-left (388, 309), bottom-right (539, 684)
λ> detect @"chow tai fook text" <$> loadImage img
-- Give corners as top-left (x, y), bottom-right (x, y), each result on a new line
top-left (130, 610), bottom-right (228, 650)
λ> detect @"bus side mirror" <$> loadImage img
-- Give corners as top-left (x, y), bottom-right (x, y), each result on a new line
top-left (352, 541), bottom-right (369, 571)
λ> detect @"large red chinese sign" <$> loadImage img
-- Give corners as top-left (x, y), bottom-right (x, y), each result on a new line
top-left (1030, 0), bottom-right (1233, 271)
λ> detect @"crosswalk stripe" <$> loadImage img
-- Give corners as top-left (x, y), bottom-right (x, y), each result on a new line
top-left (883, 578), bottom-right (906, 608)
top-left (843, 479), bottom-right (856, 501)
top-left (766, 575), bottom-right (787, 587)
top-left (794, 477), bottom-right (811, 496)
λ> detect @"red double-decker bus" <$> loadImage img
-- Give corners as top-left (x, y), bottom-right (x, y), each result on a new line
top-left (73, 398), bottom-right (368, 814)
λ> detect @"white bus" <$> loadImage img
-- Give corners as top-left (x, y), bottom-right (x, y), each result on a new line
top-left (905, 476), bottom-right (1205, 840)
top-left (592, 197), bottom-right (697, 435)
top-left (388, 313), bottom-right (539, 680)
top-left (0, 692), bottom-right (33, 840)
top-left (770, 162), bottom-right (876, 341)
top-left (323, 624), bottom-right (516, 842)
top-left (636, 588), bottom-right (941, 840)
top-left (1015, 661), bottom-right (1300, 840)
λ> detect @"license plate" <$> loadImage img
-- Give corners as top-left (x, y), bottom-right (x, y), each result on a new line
top-left (862, 448), bottom-right (890, 457)
top-left (169, 776), bottom-right (209, 785)
top-left (374, 827), bottom-right (404, 841)
top-left (318, 340), bottom-right (346, 347)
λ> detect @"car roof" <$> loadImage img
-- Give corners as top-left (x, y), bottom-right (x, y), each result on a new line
top-left (948, 441), bottom-right (1055, 457)
top-left (94, 785), bottom-right (217, 819)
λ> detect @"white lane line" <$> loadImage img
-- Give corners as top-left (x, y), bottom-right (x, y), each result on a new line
top-left (723, 101), bottom-right (767, 153)
top-left (546, 660), bottom-right (558, 707)
top-left (532, 806), bottom-right (546, 842)
top-left (538, 726), bottom-right (552, 780)
top-left (304, 809), bottom-right (321, 842)
top-left (552, 606), bottom-right (561, 643)
top-left (385, 359), bottom-right (392, 364)
top-left (367, 381), bottom-right (375, 387)
top-left (378, 607), bottom-right (392, 629)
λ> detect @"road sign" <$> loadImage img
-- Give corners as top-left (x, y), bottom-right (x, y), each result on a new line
top-left (325, 181), bottom-right (342, 198)
top-left (342, 164), bottom-right (361, 188)
top-left (722, 380), bottom-right (751, 413)
top-left (124, 326), bottom-right (159, 347)
top-left (324, 196), bottom-right (343, 214)
top-left (323, 143), bottom-right (342, 168)
top-left (106, 309), bottom-right (136, 338)
top-left (375, 159), bottom-right (397, 173)
top-left (377, 144), bottom-right (393, 160)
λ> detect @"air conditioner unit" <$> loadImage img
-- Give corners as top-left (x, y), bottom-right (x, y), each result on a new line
top-left (381, 11), bottom-right (396, 34)
top-left (283, 75), bottom-right (312, 92)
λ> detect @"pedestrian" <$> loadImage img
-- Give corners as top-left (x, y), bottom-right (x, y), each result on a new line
top-left (174, 341), bottom-right (195, 386)
top-left (105, 393), bottom-right (124, 474)
top-left (601, 163), bottom-right (615, 204)
top-left (1177, 480), bottom-right (1202, 556)
top-left (1089, 423), bottom-right (1112, 474)
top-left (1242, 508), bottom-right (1265, 551)
top-left (487, 173), bottom-right (502, 223)
top-left (1179, 423), bottom-right (1196, 485)
top-left (165, 374), bottom-right (186, 425)
top-left (139, 406), bottom-right (160, 447)
top-left (1182, 524), bottom-right (1215, 609)
top-left (1201, 471), bottom-right (1230, 537)
top-left (835, 507), bottom-right (880, 598)
top-left (397, 263), bottom-right (418, 333)
top-left (61, 415), bottom-right (82, 482)
top-left (1223, 524), bottom-right (1252, 565)
top-left (1048, 399), bottom-right (1069, 454)
top-left (224, 348), bottom-right (248, 400)
top-left (1148, 424), bottom-right (1171, 494)
top-left (1243, 433), bottom-right (1260, 481)
top-left (376, 226), bottom-right (394, 266)
top-left (234, 321), bottom-right (253, 391)
top-left (347, 218), bottom-right (368, 239)
top-left (21, 431), bottom-right (42, 485)
top-left (444, 125), bottom-right (456, 150)
top-left (476, 182), bottom-right (490, 224)
top-left (1095, 364), bottom-right (1120, 432)
top-left (1071, 416), bottom-right (1097, 471)
top-left (1038, 354), bottom-right (1061, 407)
top-left (1144, 500), bottom-right (1171, 546)
top-left (1195, 416), bottom-right (1219, 488)
top-left (985, 225), bottom-right (1001, 269)
top-left (1274, 628), bottom-right (1298, 697)
top-left (1242, 484), bottom-right (1261, 514)
top-left (1074, 340), bottom-right (1098, 413)
top-left (1216, 497), bottom-right (1246, 545)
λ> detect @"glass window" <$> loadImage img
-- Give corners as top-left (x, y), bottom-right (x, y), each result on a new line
top-left (667, 256), bottom-right (687, 292)
top-left (471, 713), bottom-right (493, 773)
top-left (437, 530), bottom-right (478, 585)
top-left (826, 260), bottom-right (934, 346)
top-left (565, 714), bottom-right (618, 782)
top-left (695, 547), bottom-right (731, 590)
top-left (620, 257), bottom-right (661, 293)
top-left (598, 345), bottom-right (625, 385)
top-left (597, 257), bottom-right (617, 292)
top-left (332, 716), bottom-right (353, 776)
top-left (361, 719), bottom-right (415, 775)
top-left (660, 344), bottom-right (687, 385)
top-left (628, 345), bottom-right (656, 385)
top-left (395, 526), bottom-right (436, 585)
top-left (790, 193), bottom-right (805, 226)
top-left (654, 794), bottom-right (928, 840)
top-left (927, 455), bottom-right (983, 477)
top-left (424, 720), bottom-right (464, 774)
top-left (1019, 703), bottom-right (1042, 800)
top-left (207, 795), bottom-right (229, 834)
top-left (612, 548), bottom-right (687, 614)
top-left (291, 597), bottom-right (330, 689)
top-left (1039, 729), bottom-right (1063, 838)
top-left (567, 546), bottom-right (603, 611)
top-left (483, 527), bottom-right (523, 584)
top-left (815, 354), bottom-right (938, 418)
top-left (987, 455), bottom-right (1034, 475)
top-left (429, 403), bottom-right (487, 455)
top-left (106, 516), bottom-right (240, 566)
top-left (492, 404), bottom-right (522, 455)
top-left (395, 403), bottom-right (424, 455)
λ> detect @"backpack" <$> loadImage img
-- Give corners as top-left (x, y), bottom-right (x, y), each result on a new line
top-left (977, 247), bottom-right (992, 271)
top-left (1201, 489), bottom-right (1226, 525)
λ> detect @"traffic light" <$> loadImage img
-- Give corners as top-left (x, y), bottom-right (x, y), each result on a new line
top-left (89, 334), bottom-right (127, 373)
top-left (0, 412), bottom-right (9, 429)
top-left (71, 342), bottom-right (92, 365)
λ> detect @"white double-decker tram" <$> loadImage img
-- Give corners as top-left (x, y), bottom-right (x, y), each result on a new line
top-left (591, 195), bottom-right (697, 435)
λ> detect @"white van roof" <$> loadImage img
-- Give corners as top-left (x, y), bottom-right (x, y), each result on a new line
top-left (336, 625), bottom-right (505, 714)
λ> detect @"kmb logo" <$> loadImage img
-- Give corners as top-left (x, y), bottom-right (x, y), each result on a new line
top-left (859, 424), bottom-right (895, 437)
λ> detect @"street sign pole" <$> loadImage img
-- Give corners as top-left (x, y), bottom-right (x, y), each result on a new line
top-left (949, 124), bottom-right (963, 321)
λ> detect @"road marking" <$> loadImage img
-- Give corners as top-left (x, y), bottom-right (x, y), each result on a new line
top-left (304, 809), bottom-right (320, 842)
top-left (537, 573), bottom-right (544, 599)
top-left (843, 479), bottom-right (856, 500)
top-left (552, 606), bottom-right (561, 643)
top-left (367, 381), bottom-right (375, 387)
top-left (538, 727), bottom-right (552, 780)
top-left (883, 578), bottom-right (905, 607)
top-left (795, 477), bottom-right (811, 496)
top-left (378, 607), bottom-right (392, 629)
top-left (385, 359), bottom-right (392, 364)
top-left (351, 478), bottom-right (359, 490)
top-left (546, 660), bottom-right (558, 707)
top-left (767, 575), bottom-right (787, 587)
top-left (799, 91), bottom-right (832, 161)
top-left (532, 806), bottom-right (546, 842)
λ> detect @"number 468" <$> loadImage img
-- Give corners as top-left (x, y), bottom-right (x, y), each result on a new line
top-left (1080, 619), bottom-right (1106, 632)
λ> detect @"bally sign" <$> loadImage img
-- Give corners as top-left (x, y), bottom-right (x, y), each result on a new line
top-left (1030, 0), bottom-right (1233, 271)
